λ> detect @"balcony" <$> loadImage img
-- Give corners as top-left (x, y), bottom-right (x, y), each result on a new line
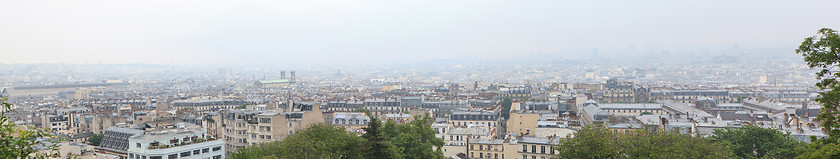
top-left (149, 136), bottom-right (218, 149)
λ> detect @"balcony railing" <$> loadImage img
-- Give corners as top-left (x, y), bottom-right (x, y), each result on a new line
top-left (149, 136), bottom-right (217, 149)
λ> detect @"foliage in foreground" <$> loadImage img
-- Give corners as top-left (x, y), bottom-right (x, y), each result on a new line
top-left (228, 115), bottom-right (444, 159)
top-left (0, 98), bottom-right (61, 158)
top-left (381, 115), bottom-right (445, 159)
top-left (796, 28), bottom-right (840, 159)
top-left (555, 126), bottom-right (733, 159)
top-left (227, 141), bottom-right (283, 159)
top-left (711, 125), bottom-right (805, 159)
top-left (228, 123), bottom-right (363, 159)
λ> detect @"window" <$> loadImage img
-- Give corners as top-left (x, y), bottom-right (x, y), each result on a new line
top-left (266, 135), bottom-right (271, 139)
top-left (541, 146), bottom-right (545, 154)
top-left (550, 146), bottom-right (554, 154)
top-left (213, 146), bottom-right (222, 151)
top-left (150, 156), bottom-right (162, 159)
top-left (194, 150), bottom-right (200, 155)
top-left (137, 143), bottom-right (141, 148)
top-left (203, 148), bottom-right (209, 153)
top-left (180, 151), bottom-right (191, 157)
top-left (168, 154), bottom-right (177, 159)
top-left (522, 145), bottom-right (527, 152)
top-left (532, 145), bottom-right (536, 153)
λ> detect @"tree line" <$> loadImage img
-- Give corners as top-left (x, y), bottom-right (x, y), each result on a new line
top-left (228, 115), bottom-right (445, 159)
top-left (556, 125), bottom-right (805, 159)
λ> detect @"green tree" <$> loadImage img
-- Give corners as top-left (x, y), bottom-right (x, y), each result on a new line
top-left (500, 97), bottom-right (512, 118)
top-left (710, 125), bottom-right (804, 159)
top-left (227, 141), bottom-right (283, 159)
top-left (277, 124), bottom-right (365, 159)
top-left (381, 115), bottom-right (445, 159)
top-left (796, 138), bottom-right (840, 159)
top-left (796, 27), bottom-right (840, 159)
top-left (229, 124), bottom-right (364, 159)
top-left (362, 117), bottom-right (400, 159)
top-left (555, 126), bottom-right (624, 158)
top-left (0, 98), bottom-right (61, 158)
top-left (88, 133), bottom-right (103, 146)
top-left (555, 126), bottom-right (733, 159)
top-left (624, 130), bottom-right (733, 159)
top-left (354, 107), bottom-right (372, 116)
top-left (797, 28), bottom-right (840, 141)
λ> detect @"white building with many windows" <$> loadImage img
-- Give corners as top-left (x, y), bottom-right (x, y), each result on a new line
top-left (127, 123), bottom-right (225, 159)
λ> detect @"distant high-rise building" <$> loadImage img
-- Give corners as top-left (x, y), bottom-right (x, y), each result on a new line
top-left (281, 70), bottom-right (286, 79)
top-left (290, 71), bottom-right (296, 81)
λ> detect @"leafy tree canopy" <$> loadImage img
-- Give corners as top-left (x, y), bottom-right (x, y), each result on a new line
top-left (797, 28), bottom-right (840, 142)
top-left (229, 124), bottom-right (364, 159)
top-left (88, 133), bottom-right (103, 146)
top-left (0, 98), bottom-right (61, 158)
top-left (796, 27), bottom-right (840, 159)
top-left (555, 126), bottom-right (733, 159)
top-left (381, 115), bottom-right (445, 159)
top-left (710, 125), bottom-right (804, 159)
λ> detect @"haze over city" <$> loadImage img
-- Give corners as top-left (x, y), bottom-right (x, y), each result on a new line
top-left (2, 0), bottom-right (839, 65)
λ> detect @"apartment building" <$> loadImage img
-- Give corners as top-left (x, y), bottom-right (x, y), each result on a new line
top-left (172, 98), bottom-right (250, 112)
top-left (516, 137), bottom-right (560, 159)
top-left (96, 127), bottom-right (145, 158)
top-left (126, 123), bottom-right (225, 159)
top-left (499, 86), bottom-right (532, 100)
top-left (218, 103), bottom-right (323, 151)
top-left (602, 79), bottom-right (635, 103)
top-left (332, 112), bottom-right (369, 133)
top-left (467, 139), bottom-right (513, 159)
top-left (450, 109), bottom-right (500, 129)
top-left (598, 103), bottom-right (665, 116)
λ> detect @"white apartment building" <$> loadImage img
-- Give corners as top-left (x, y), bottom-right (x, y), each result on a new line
top-left (126, 123), bottom-right (225, 159)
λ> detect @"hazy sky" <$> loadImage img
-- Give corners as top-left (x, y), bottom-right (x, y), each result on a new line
top-left (1, 0), bottom-right (838, 65)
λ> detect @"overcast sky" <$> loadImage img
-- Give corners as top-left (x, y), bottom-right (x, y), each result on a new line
top-left (1, 0), bottom-right (838, 65)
